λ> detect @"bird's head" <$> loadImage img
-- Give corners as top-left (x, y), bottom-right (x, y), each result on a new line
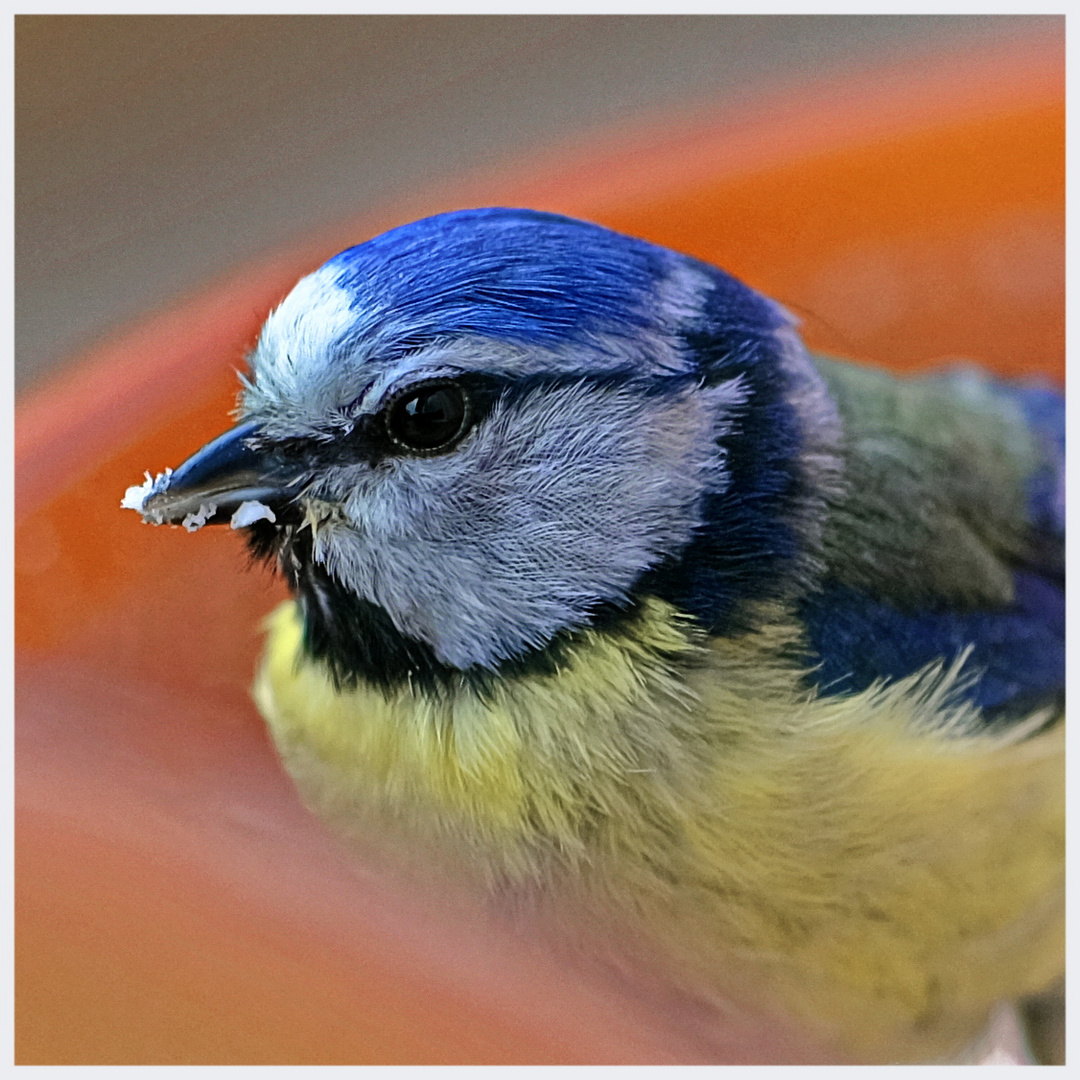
top-left (130, 209), bottom-right (830, 690)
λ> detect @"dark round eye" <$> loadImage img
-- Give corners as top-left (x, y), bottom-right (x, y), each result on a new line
top-left (384, 381), bottom-right (472, 455)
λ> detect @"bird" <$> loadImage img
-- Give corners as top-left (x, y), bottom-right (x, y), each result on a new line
top-left (123, 207), bottom-right (1063, 1063)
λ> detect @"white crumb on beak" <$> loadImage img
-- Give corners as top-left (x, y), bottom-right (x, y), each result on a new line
top-left (120, 468), bottom-right (174, 522)
top-left (182, 502), bottom-right (218, 532)
top-left (120, 472), bottom-right (156, 511)
top-left (230, 500), bottom-right (276, 529)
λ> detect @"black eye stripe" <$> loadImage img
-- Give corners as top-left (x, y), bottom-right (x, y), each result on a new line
top-left (251, 368), bottom-right (675, 469)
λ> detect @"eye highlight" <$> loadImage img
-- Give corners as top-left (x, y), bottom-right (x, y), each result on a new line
top-left (384, 380), bottom-right (473, 455)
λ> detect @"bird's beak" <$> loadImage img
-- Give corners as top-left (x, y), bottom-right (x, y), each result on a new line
top-left (134, 420), bottom-right (307, 528)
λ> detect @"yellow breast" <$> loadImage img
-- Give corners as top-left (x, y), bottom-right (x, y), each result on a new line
top-left (252, 598), bottom-right (1063, 1061)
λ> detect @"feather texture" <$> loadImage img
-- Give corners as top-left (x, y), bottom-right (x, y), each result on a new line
top-left (129, 207), bottom-right (1064, 1062)
top-left (255, 597), bottom-right (1062, 1062)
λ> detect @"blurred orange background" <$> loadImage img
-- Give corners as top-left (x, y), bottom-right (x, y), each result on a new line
top-left (16, 25), bottom-right (1063, 1064)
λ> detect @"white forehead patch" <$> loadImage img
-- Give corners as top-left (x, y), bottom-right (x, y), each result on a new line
top-left (241, 251), bottom-right (720, 437)
top-left (245, 266), bottom-right (361, 430)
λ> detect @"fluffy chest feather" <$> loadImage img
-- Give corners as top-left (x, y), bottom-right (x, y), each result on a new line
top-left (253, 597), bottom-right (1063, 1062)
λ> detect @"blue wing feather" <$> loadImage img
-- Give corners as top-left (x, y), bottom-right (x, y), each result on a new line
top-left (799, 571), bottom-right (1064, 717)
top-left (801, 373), bottom-right (1064, 719)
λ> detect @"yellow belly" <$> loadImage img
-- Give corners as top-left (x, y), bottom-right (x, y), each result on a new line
top-left (252, 599), bottom-right (1063, 1062)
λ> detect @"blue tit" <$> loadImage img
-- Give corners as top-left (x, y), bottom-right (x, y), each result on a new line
top-left (123, 208), bottom-right (1063, 1063)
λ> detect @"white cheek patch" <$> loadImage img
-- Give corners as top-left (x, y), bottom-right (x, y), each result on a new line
top-left (314, 379), bottom-right (744, 670)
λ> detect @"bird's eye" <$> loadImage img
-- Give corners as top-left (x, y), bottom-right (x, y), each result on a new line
top-left (384, 381), bottom-right (472, 455)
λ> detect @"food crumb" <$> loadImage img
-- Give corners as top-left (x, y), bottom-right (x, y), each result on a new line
top-left (182, 503), bottom-right (218, 532)
top-left (120, 469), bottom-right (173, 522)
top-left (230, 500), bottom-right (276, 529)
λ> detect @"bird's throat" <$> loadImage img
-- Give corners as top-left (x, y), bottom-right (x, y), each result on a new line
top-left (245, 514), bottom-right (671, 697)
top-left (251, 593), bottom-right (709, 881)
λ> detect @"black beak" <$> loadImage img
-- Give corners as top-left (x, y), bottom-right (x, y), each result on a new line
top-left (134, 421), bottom-right (308, 527)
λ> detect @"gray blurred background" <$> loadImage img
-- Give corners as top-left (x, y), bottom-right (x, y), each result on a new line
top-left (15, 14), bottom-right (1057, 394)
